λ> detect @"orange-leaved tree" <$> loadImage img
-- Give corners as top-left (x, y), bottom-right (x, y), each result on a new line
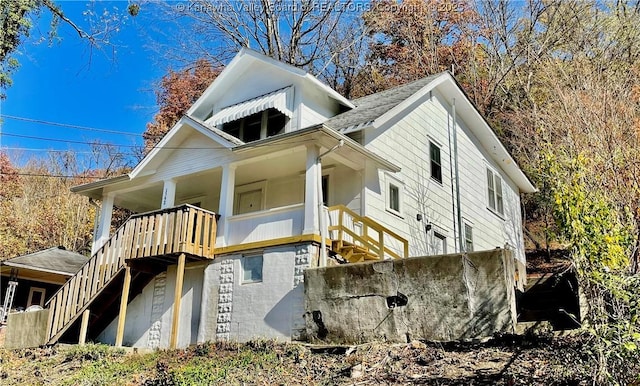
top-left (143, 59), bottom-right (222, 152)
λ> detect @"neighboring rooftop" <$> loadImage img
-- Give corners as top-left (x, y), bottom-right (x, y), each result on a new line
top-left (1, 246), bottom-right (88, 276)
top-left (325, 73), bottom-right (443, 132)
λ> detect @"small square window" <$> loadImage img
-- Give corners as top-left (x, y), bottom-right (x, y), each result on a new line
top-left (389, 184), bottom-right (400, 212)
top-left (242, 255), bottom-right (263, 283)
top-left (464, 223), bottom-right (473, 252)
top-left (430, 142), bottom-right (442, 183)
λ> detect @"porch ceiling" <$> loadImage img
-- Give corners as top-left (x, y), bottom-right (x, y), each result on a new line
top-left (112, 168), bottom-right (222, 213)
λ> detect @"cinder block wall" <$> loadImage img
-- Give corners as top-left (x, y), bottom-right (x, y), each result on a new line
top-left (304, 249), bottom-right (517, 343)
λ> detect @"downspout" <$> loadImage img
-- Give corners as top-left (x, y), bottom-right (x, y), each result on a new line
top-left (452, 99), bottom-right (464, 252)
top-left (317, 139), bottom-right (344, 267)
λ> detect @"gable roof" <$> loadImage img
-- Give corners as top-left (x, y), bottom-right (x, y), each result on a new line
top-left (2, 247), bottom-right (88, 276)
top-left (326, 72), bottom-right (536, 193)
top-left (187, 48), bottom-right (354, 118)
top-left (128, 115), bottom-right (240, 180)
top-left (325, 74), bottom-right (442, 133)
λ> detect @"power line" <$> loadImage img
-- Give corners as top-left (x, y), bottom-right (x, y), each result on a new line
top-left (0, 114), bottom-right (144, 137)
top-left (2, 147), bottom-right (140, 156)
top-left (0, 132), bottom-right (317, 151)
top-left (1, 132), bottom-right (144, 148)
top-left (0, 171), bottom-right (101, 179)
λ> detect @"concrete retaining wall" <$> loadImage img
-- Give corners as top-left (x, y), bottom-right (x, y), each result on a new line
top-left (304, 249), bottom-right (517, 343)
top-left (3, 309), bottom-right (50, 349)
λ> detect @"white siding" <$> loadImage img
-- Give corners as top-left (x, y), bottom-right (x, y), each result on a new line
top-left (363, 91), bottom-right (525, 263)
top-left (150, 130), bottom-right (234, 183)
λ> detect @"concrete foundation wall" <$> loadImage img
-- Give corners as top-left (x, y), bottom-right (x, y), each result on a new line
top-left (198, 243), bottom-right (316, 343)
top-left (3, 309), bottom-right (50, 349)
top-left (304, 249), bottom-right (517, 344)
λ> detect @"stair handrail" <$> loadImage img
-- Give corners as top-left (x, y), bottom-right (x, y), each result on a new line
top-left (44, 204), bottom-right (217, 343)
top-left (327, 205), bottom-right (409, 259)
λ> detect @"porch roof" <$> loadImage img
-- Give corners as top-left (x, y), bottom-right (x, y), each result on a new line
top-left (1, 246), bottom-right (88, 277)
top-left (232, 124), bottom-right (401, 172)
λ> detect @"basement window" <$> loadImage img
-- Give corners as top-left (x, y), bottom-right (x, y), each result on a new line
top-left (242, 255), bottom-right (263, 283)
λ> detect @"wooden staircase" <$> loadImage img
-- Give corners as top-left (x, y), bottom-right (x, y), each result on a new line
top-left (44, 204), bottom-right (217, 345)
top-left (327, 205), bottom-right (409, 262)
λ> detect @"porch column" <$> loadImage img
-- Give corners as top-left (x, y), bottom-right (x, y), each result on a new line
top-left (93, 192), bottom-right (115, 254)
top-left (217, 164), bottom-right (237, 247)
top-left (161, 179), bottom-right (177, 209)
top-left (303, 144), bottom-right (320, 235)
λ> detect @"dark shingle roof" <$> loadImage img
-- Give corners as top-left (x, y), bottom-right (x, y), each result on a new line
top-left (325, 73), bottom-right (443, 132)
top-left (2, 246), bottom-right (88, 276)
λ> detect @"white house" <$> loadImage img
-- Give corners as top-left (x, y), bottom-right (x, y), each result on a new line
top-left (39, 48), bottom-right (535, 349)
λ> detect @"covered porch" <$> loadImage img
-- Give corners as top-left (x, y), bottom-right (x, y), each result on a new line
top-left (81, 126), bottom-right (401, 259)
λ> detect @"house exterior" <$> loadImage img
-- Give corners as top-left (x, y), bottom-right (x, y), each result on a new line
top-left (31, 49), bottom-right (534, 349)
top-left (0, 247), bottom-right (88, 323)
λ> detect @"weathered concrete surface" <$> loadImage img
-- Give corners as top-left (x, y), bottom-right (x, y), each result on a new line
top-left (3, 309), bottom-right (50, 348)
top-left (304, 250), bottom-right (517, 343)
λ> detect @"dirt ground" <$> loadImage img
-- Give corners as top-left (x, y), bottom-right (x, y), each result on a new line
top-left (1, 333), bottom-right (625, 386)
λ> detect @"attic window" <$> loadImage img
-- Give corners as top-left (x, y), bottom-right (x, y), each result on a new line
top-left (221, 108), bottom-right (288, 143)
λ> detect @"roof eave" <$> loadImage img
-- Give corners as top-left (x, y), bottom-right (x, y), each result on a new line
top-left (232, 124), bottom-right (400, 172)
top-left (70, 174), bottom-right (130, 197)
top-left (371, 72), bottom-right (536, 193)
top-left (1, 261), bottom-right (76, 276)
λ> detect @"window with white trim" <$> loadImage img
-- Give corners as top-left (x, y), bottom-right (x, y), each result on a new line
top-left (433, 232), bottom-right (447, 255)
top-left (222, 108), bottom-right (287, 143)
top-left (430, 141), bottom-right (442, 183)
top-left (486, 168), bottom-right (504, 215)
top-left (28, 287), bottom-right (46, 307)
top-left (385, 174), bottom-right (404, 216)
top-left (464, 223), bottom-right (473, 252)
top-left (242, 255), bottom-right (263, 283)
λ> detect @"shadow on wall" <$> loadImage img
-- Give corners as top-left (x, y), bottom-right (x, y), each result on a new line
top-left (263, 288), bottom-right (297, 335)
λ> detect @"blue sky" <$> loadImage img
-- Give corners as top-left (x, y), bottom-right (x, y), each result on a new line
top-left (1, 1), bottom-right (170, 167)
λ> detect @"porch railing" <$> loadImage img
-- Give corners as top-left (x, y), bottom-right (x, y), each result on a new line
top-left (327, 205), bottom-right (409, 260)
top-left (45, 204), bottom-right (217, 344)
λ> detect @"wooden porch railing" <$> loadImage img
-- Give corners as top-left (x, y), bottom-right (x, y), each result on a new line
top-left (45, 204), bottom-right (217, 344)
top-left (327, 205), bottom-right (409, 261)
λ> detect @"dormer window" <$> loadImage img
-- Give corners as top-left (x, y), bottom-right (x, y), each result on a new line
top-left (221, 108), bottom-right (287, 142)
top-left (206, 86), bottom-right (294, 143)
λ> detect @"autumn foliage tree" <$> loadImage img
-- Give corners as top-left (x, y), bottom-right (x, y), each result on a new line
top-left (0, 152), bottom-right (96, 259)
top-left (353, 0), bottom-right (482, 98)
top-left (143, 59), bottom-right (221, 151)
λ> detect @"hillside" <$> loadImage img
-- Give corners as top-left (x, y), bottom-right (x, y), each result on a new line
top-left (1, 334), bottom-right (631, 386)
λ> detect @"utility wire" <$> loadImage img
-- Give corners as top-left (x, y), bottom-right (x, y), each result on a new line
top-left (0, 171), bottom-right (101, 179)
top-left (0, 114), bottom-right (145, 137)
top-left (1, 147), bottom-right (139, 156)
top-left (1, 131), bottom-right (317, 151)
